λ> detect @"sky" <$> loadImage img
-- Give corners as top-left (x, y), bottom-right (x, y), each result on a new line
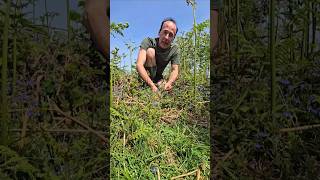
top-left (110, 0), bottom-right (210, 72)
top-left (24, 0), bottom-right (80, 29)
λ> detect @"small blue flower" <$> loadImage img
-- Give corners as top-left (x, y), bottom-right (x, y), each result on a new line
top-left (26, 80), bottom-right (34, 86)
top-left (15, 93), bottom-right (30, 102)
top-left (279, 79), bottom-right (290, 86)
top-left (26, 108), bottom-right (33, 118)
top-left (255, 143), bottom-right (263, 150)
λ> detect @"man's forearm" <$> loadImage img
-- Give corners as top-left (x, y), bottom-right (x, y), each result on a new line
top-left (136, 65), bottom-right (156, 88)
top-left (167, 68), bottom-right (179, 84)
top-left (84, 0), bottom-right (108, 58)
top-left (212, 10), bottom-right (219, 50)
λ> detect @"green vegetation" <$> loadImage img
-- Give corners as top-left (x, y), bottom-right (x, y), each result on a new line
top-left (111, 82), bottom-right (210, 178)
top-left (0, 1), bottom-right (107, 178)
top-left (213, 0), bottom-right (320, 179)
top-left (110, 3), bottom-right (210, 179)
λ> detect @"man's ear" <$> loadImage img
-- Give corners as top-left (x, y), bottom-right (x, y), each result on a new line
top-left (173, 30), bottom-right (177, 40)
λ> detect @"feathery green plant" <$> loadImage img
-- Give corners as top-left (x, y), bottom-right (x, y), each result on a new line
top-left (186, 0), bottom-right (197, 101)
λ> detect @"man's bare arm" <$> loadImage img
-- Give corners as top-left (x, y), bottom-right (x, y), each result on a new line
top-left (211, 10), bottom-right (219, 50)
top-left (84, 0), bottom-right (109, 59)
top-left (164, 64), bottom-right (179, 91)
top-left (167, 64), bottom-right (179, 85)
top-left (136, 49), bottom-right (158, 92)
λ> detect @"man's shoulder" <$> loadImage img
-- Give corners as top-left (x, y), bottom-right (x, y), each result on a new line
top-left (169, 43), bottom-right (180, 65)
top-left (142, 37), bottom-right (157, 45)
top-left (140, 37), bottom-right (157, 49)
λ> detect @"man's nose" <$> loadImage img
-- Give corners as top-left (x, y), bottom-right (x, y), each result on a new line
top-left (164, 34), bottom-right (170, 39)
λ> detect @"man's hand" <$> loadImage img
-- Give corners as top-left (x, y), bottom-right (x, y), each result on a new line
top-left (164, 82), bottom-right (173, 91)
top-left (164, 64), bottom-right (178, 91)
top-left (151, 85), bottom-right (159, 92)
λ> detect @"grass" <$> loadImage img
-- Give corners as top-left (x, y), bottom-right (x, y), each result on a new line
top-left (110, 73), bottom-right (210, 179)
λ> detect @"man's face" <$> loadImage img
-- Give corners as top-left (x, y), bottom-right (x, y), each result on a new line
top-left (158, 21), bottom-right (177, 49)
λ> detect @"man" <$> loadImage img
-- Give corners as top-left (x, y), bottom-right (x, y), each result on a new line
top-left (136, 18), bottom-right (180, 93)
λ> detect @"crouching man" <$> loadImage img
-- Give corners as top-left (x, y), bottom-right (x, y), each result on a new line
top-left (136, 18), bottom-right (180, 93)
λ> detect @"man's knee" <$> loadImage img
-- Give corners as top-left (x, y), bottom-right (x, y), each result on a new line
top-left (145, 48), bottom-right (156, 67)
top-left (146, 48), bottom-right (155, 59)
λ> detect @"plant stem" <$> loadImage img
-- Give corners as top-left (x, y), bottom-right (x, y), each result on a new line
top-left (66, 0), bottom-right (71, 42)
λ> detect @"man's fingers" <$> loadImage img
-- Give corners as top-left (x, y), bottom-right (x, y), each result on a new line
top-left (164, 84), bottom-right (172, 91)
top-left (152, 86), bottom-right (159, 92)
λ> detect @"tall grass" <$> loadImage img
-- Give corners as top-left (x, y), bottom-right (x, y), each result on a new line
top-left (187, 0), bottom-right (198, 101)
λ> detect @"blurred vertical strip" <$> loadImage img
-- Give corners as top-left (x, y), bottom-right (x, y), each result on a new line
top-left (84, 0), bottom-right (110, 178)
top-left (210, 0), bottom-right (221, 178)
top-left (1, 0), bottom-right (11, 146)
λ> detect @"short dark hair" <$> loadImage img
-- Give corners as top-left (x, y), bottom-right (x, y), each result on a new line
top-left (158, 17), bottom-right (178, 36)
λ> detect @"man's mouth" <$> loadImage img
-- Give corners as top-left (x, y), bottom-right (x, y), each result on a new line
top-left (162, 41), bottom-right (169, 46)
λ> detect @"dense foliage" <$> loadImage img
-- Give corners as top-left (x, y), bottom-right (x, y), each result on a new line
top-left (213, 0), bottom-right (320, 179)
top-left (0, 0), bottom-right (108, 178)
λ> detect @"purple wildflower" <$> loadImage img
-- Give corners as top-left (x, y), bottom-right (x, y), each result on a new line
top-left (279, 79), bottom-right (290, 86)
top-left (255, 144), bottom-right (263, 150)
top-left (26, 108), bottom-right (33, 118)
top-left (26, 80), bottom-right (34, 86)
